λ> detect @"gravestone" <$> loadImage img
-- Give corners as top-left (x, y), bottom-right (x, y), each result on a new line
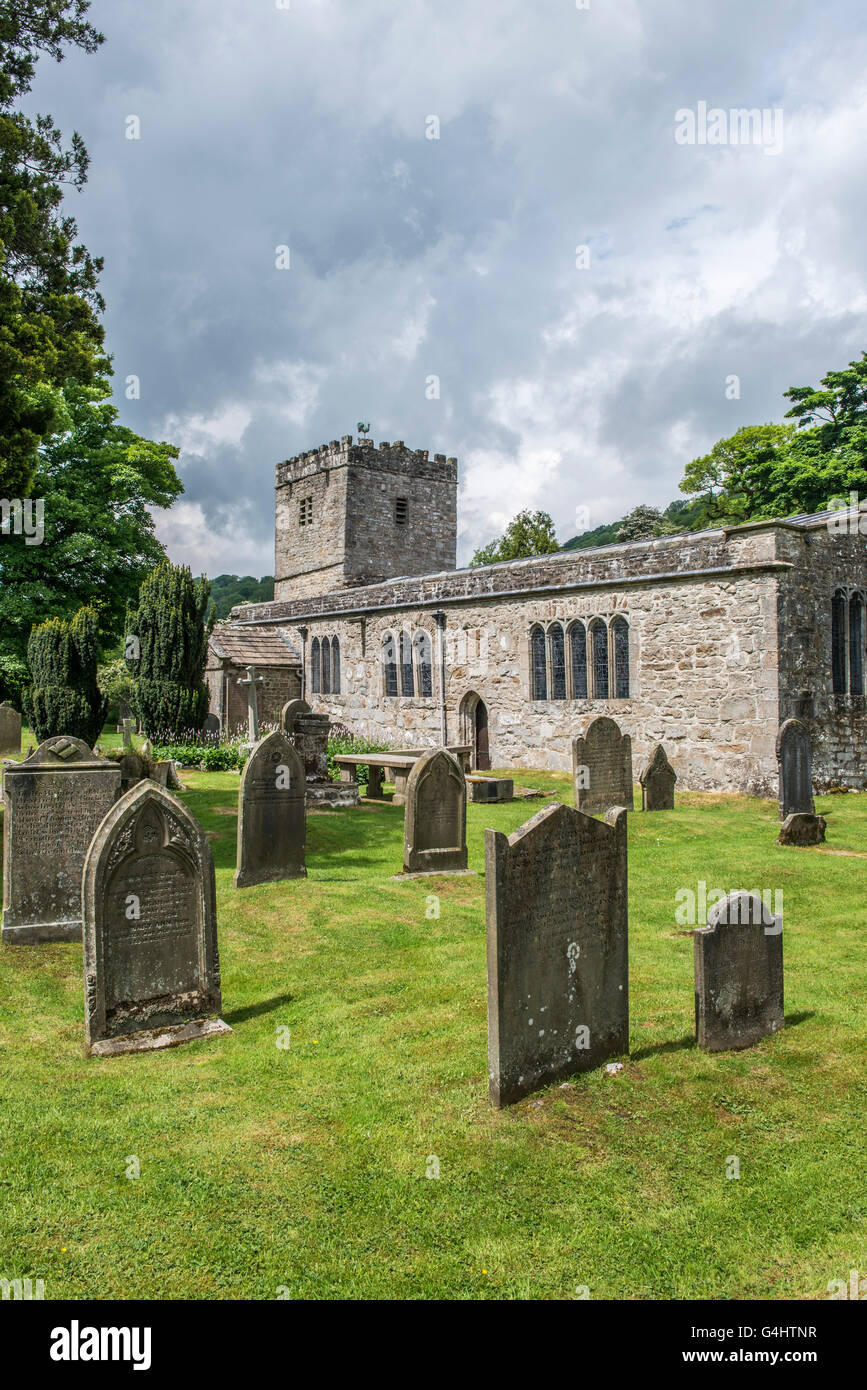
top-left (82, 780), bottom-right (230, 1055)
top-left (235, 729), bottom-right (306, 888)
top-left (281, 697), bottom-right (359, 809)
top-left (204, 713), bottom-right (220, 735)
top-left (466, 775), bottom-right (514, 804)
top-left (572, 716), bottom-right (634, 815)
top-left (776, 718), bottom-right (814, 820)
top-left (694, 891), bottom-right (784, 1052)
top-left (639, 743), bottom-right (677, 811)
top-left (2, 737), bottom-right (122, 944)
top-left (121, 718), bottom-right (134, 749)
top-left (777, 811), bottom-right (826, 846)
top-left (486, 802), bottom-right (629, 1107)
top-left (403, 748), bottom-right (467, 875)
top-left (237, 665), bottom-right (264, 742)
top-left (0, 703), bottom-right (22, 757)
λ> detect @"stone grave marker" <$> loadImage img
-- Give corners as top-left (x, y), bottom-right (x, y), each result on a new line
top-left (0, 703), bottom-right (22, 757)
top-left (281, 696), bottom-right (359, 809)
top-left (237, 664), bottom-right (264, 742)
top-left (572, 716), bottom-right (634, 816)
top-left (235, 729), bottom-right (306, 888)
top-left (777, 811), bottom-right (826, 847)
top-left (403, 748), bottom-right (467, 875)
top-left (694, 891), bottom-right (783, 1051)
top-left (82, 780), bottom-right (230, 1055)
top-left (639, 743), bottom-right (677, 811)
top-left (486, 802), bottom-right (629, 1107)
top-left (2, 736), bottom-right (122, 944)
top-left (776, 718), bottom-right (814, 820)
top-left (204, 713), bottom-right (220, 735)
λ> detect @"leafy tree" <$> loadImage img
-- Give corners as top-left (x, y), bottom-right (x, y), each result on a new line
top-left (0, 1), bottom-right (107, 497)
top-left (24, 603), bottom-right (106, 744)
top-left (679, 424), bottom-right (796, 524)
top-left (210, 573), bottom-right (275, 621)
top-left (471, 509), bottom-right (559, 566)
top-left (128, 561), bottom-right (214, 738)
top-left (97, 652), bottom-right (135, 721)
top-left (616, 505), bottom-right (678, 542)
top-left (0, 380), bottom-right (182, 670)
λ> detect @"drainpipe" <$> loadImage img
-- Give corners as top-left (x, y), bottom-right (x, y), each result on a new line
top-left (298, 626), bottom-right (308, 701)
top-left (435, 610), bottom-right (447, 745)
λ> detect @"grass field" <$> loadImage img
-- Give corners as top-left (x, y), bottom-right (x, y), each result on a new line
top-left (1, 731), bottom-right (865, 1300)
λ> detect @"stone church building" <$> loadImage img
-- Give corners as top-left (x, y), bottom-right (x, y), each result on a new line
top-left (223, 433), bottom-right (867, 793)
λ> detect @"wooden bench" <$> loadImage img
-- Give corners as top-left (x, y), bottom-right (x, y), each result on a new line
top-left (334, 746), bottom-right (471, 806)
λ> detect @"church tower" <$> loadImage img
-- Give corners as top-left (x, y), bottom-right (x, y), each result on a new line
top-left (274, 435), bottom-right (458, 601)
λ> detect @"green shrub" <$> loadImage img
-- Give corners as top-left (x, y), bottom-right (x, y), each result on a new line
top-left (24, 606), bottom-right (107, 745)
top-left (128, 561), bottom-right (213, 738)
top-left (327, 724), bottom-right (390, 786)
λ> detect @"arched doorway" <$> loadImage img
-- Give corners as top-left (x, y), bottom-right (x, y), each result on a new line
top-left (459, 691), bottom-right (491, 770)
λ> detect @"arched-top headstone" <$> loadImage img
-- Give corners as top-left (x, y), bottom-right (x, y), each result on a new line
top-left (235, 729), bottom-right (306, 888)
top-left (775, 718), bottom-right (814, 820)
top-left (694, 891), bottom-right (783, 1052)
top-left (403, 748), bottom-right (467, 874)
top-left (82, 780), bottom-right (229, 1055)
top-left (572, 716), bottom-right (634, 815)
top-left (0, 702), bottom-right (22, 757)
top-left (280, 697), bottom-right (311, 734)
top-left (639, 743), bottom-right (677, 811)
top-left (2, 737), bottom-right (121, 943)
top-left (486, 802), bottom-right (629, 1106)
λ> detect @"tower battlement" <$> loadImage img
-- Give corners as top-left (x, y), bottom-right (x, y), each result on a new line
top-left (274, 436), bottom-right (458, 600)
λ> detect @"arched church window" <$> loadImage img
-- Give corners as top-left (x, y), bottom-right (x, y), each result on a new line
top-left (311, 637), bottom-right (321, 694)
top-left (414, 631), bottom-right (433, 697)
top-left (382, 633), bottom-right (398, 697)
top-left (321, 635), bottom-right (331, 694)
top-left (569, 622), bottom-right (588, 699)
top-left (832, 590), bottom-right (847, 694)
top-left (400, 631), bottom-right (414, 696)
top-left (612, 617), bottom-right (630, 699)
top-left (530, 625), bottom-right (547, 700)
top-left (548, 623), bottom-right (566, 699)
top-left (331, 638), bottom-right (341, 695)
top-left (590, 619), bottom-right (609, 699)
top-left (849, 593), bottom-right (864, 695)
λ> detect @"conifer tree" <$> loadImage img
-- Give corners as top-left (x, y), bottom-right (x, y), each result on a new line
top-left (24, 605), bottom-right (107, 744)
top-left (128, 561), bottom-right (213, 737)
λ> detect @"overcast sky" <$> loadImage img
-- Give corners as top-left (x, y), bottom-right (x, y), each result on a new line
top-left (27, 0), bottom-right (867, 574)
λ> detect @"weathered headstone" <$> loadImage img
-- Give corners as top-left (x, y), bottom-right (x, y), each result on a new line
top-left (121, 718), bottom-right (134, 750)
top-left (0, 703), bottom-right (22, 757)
top-left (204, 713), bottom-right (220, 736)
top-left (235, 729), bottom-right (306, 888)
top-left (2, 737), bottom-right (122, 943)
top-left (486, 802), bottom-right (629, 1107)
top-left (777, 811), bottom-right (826, 846)
top-left (403, 748), bottom-right (467, 875)
top-left (572, 716), bottom-right (634, 815)
top-left (280, 697), bottom-right (310, 735)
top-left (776, 718), bottom-right (814, 820)
top-left (466, 775), bottom-right (514, 804)
top-left (694, 891), bottom-right (783, 1052)
top-left (639, 743), bottom-right (677, 811)
top-left (281, 696), bottom-right (359, 809)
top-left (82, 780), bottom-right (230, 1055)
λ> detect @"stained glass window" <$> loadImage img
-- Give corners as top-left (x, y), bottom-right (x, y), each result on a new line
top-left (849, 593), bottom-right (864, 695)
top-left (311, 637), bottom-right (320, 694)
top-left (590, 620), bottom-right (609, 699)
top-left (569, 622), bottom-right (587, 699)
top-left (400, 631), bottom-right (414, 696)
top-left (321, 636), bottom-right (331, 694)
top-left (530, 625), bottom-right (547, 700)
top-left (612, 617), bottom-right (630, 698)
top-left (331, 637), bottom-right (341, 695)
top-left (383, 633), bottom-right (398, 696)
top-left (549, 624), bottom-right (566, 699)
top-left (415, 631), bottom-right (433, 697)
top-left (832, 590), bottom-right (847, 694)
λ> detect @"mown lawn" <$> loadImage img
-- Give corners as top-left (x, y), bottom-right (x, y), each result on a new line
top-left (1, 732), bottom-right (865, 1300)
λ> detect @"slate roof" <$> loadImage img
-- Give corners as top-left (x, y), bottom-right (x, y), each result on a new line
top-left (208, 623), bottom-right (300, 667)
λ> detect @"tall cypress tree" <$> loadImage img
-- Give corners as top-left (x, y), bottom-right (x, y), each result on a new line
top-left (129, 561), bottom-right (213, 737)
top-left (24, 605), bottom-right (107, 744)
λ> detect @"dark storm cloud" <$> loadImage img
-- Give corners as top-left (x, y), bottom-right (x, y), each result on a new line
top-left (24, 0), bottom-right (867, 570)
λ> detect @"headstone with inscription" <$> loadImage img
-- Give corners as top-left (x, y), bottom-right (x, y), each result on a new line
top-left (639, 743), bottom-right (677, 811)
top-left (776, 718), bottom-right (815, 820)
top-left (82, 780), bottom-right (230, 1055)
top-left (0, 703), bottom-right (22, 757)
top-left (235, 729), bottom-right (306, 888)
top-left (403, 748), bottom-right (468, 875)
top-left (572, 716), bottom-right (634, 815)
top-left (2, 737), bottom-right (122, 944)
top-left (694, 891), bottom-right (784, 1052)
top-left (486, 802), bottom-right (629, 1107)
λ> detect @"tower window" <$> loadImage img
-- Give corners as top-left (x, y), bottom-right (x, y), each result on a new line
top-left (395, 497), bottom-right (409, 525)
top-left (299, 496), bottom-right (313, 526)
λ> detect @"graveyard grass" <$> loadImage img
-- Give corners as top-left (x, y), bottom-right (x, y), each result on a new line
top-left (1, 733), bottom-right (866, 1300)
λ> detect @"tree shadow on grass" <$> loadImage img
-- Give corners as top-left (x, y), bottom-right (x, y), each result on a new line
top-left (223, 992), bottom-right (293, 1025)
top-left (631, 1034), bottom-right (695, 1061)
